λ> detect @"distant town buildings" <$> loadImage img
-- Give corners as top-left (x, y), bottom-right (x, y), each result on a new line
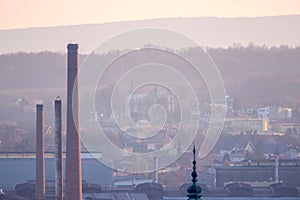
top-left (125, 81), bottom-right (177, 123)
top-left (225, 118), bottom-right (265, 133)
top-left (0, 44), bottom-right (300, 199)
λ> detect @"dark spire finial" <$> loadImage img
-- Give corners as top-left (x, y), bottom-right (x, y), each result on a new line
top-left (187, 144), bottom-right (202, 200)
top-left (193, 144), bottom-right (196, 163)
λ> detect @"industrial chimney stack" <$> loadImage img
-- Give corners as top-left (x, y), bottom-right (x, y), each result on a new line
top-left (65, 43), bottom-right (82, 200)
top-left (36, 104), bottom-right (45, 200)
top-left (55, 97), bottom-right (63, 200)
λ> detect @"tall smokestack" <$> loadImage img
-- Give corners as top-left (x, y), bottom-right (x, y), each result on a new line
top-left (55, 97), bottom-right (63, 200)
top-left (36, 104), bottom-right (45, 200)
top-left (153, 156), bottom-right (158, 183)
top-left (65, 43), bottom-right (82, 200)
top-left (274, 149), bottom-right (279, 183)
top-left (275, 156), bottom-right (279, 183)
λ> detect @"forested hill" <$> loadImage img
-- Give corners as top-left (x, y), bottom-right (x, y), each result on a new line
top-left (0, 45), bottom-right (299, 104)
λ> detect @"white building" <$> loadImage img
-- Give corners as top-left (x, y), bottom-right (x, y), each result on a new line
top-left (258, 106), bottom-right (270, 121)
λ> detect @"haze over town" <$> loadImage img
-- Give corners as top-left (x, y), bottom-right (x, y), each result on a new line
top-left (0, 1), bottom-right (300, 200)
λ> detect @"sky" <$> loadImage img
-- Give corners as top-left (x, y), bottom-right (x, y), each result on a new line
top-left (1, 0), bottom-right (300, 30)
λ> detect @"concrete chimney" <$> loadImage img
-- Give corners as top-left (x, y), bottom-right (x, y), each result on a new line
top-left (65, 43), bottom-right (82, 200)
top-left (153, 156), bottom-right (158, 183)
top-left (36, 104), bottom-right (45, 200)
top-left (55, 97), bottom-right (63, 200)
top-left (274, 149), bottom-right (280, 183)
top-left (275, 156), bottom-right (279, 183)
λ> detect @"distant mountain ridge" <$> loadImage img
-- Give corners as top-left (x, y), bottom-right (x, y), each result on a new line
top-left (1, 15), bottom-right (300, 54)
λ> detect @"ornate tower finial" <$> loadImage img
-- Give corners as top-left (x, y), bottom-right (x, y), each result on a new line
top-left (187, 145), bottom-right (202, 200)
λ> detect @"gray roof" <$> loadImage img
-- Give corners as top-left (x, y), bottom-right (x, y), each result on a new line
top-left (82, 192), bottom-right (149, 200)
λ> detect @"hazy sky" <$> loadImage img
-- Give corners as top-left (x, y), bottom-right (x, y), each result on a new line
top-left (1, 0), bottom-right (300, 30)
